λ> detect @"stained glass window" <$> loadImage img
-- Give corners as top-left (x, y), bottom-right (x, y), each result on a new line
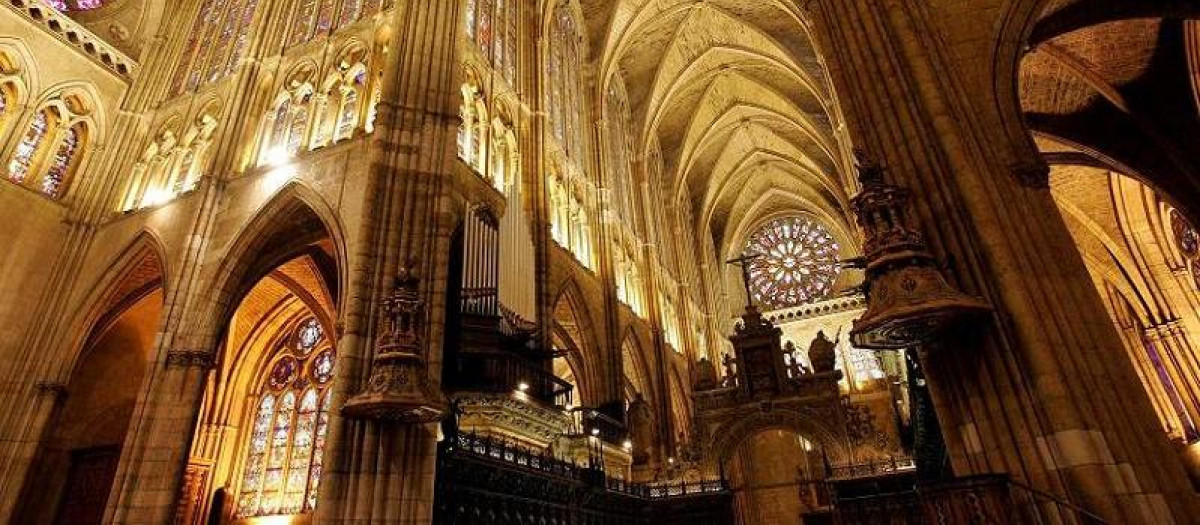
top-left (745, 216), bottom-right (841, 309)
top-left (238, 317), bottom-right (336, 518)
top-left (8, 111), bottom-right (48, 183)
top-left (169, 0), bottom-right (261, 96)
top-left (44, 0), bottom-right (105, 10)
top-left (1171, 209), bottom-right (1198, 258)
top-left (464, 0), bottom-right (519, 85)
top-left (338, 0), bottom-right (362, 28)
top-left (335, 88), bottom-right (359, 141)
top-left (287, 94), bottom-right (311, 154)
top-left (306, 393), bottom-right (331, 510)
top-left (289, 0), bottom-right (319, 47)
top-left (238, 394), bottom-right (274, 514)
top-left (41, 125), bottom-right (79, 198)
top-left (297, 318), bottom-right (322, 355)
top-left (0, 89), bottom-right (7, 119)
top-left (605, 80), bottom-right (637, 227)
top-left (548, 6), bottom-right (583, 162)
top-left (316, 0), bottom-right (335, 34)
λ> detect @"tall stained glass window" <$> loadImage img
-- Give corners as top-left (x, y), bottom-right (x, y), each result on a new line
top-left (41, 125), bottom-right (80, 198)
top-left (238, 317), bottom-right (337, 517)
top-left (548, 5), bottom-right (583, 162)
top-left (168, 0), bottom-right (262, 96)
top-left (744, 216), bottom-right (841, 309)
top-left (605, 79), bottom-right (638, 228)
top-left (464, 0), bottom-right (519, 84)
top-left (7, 110), bottom-right (49, 183)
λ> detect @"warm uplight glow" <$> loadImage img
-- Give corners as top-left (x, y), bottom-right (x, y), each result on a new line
top-left (622, 439), bottom-right (633, 451)
top-left (141, 187), bottom-right (173, 208)
top-left (265, 146), bottom-right (291, 167)
top-left (517, 382), bottom-right (530, 392)
top-left (591, 427), bottom-right (600, 436)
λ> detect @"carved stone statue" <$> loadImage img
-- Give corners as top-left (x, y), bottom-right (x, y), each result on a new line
top-left (808, 329), bottom-right (840, 373)
top-left (626, 395), bottom-right (655, 463)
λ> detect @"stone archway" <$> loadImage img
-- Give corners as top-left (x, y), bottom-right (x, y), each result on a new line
top-left (707, 407), bottom-right (849, 470)
top-left (13, 232), bottom-right (167, 525)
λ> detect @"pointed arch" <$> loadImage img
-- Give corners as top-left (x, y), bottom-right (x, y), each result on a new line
top-left (59, 230), bottom-right (169, 380)
top-left (193, 182), bottom-right (347, 351)
top-left (619, 329), bottom-right (651, 402)
top-left (551, 278), bottom-right (601, 405)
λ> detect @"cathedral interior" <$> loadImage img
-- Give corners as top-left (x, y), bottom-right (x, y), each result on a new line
top-left (3, 0), bottom-right (1200, 524)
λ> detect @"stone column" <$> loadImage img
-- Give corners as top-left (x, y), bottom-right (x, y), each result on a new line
top-left (104, 350), bottom-right (214, 524)
top-left (315, 1), bottom-right (462, 523)
top-left (804, 0), bottom-right (1198, 521)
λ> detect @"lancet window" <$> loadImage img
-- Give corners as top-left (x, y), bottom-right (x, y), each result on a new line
top-left (605, 79), bottom-right (639, 230)
top-left (548, 171), bottom-right (593, 268)
top-left (260, 84), bottom-right (317, 164)
top-left (310, 60), bottom-right (369, 149)
top-left (614, 243), bottom-right (646, 318)
top-left (457, 79), bottom-right (511, 192)
top-left (659, 293), bottom-right (682, 353)
top-left (237, 317), bottom-right (336, 517)
top-left (120, 114), bottom-right (218, 211)
top-left (464, 0), bottom-right (519, 84)
top-left (169, 0), bottom-right (263, 96)
top-left (547, 5), bottom-right (585, 164)
top-left (4, 98), bottom-right (90, 200)
top-left (458, 81), bottom-right (487, 173)
top-left (287, 0), bottom-right (385, 48)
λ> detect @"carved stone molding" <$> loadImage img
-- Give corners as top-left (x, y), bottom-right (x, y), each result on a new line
top-left (453, 393), bottom-right (571, 445)
top-left (165, 350), bottom-right (216, 370)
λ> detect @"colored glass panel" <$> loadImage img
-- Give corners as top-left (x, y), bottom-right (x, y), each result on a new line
top-left (336, 89), bottom-right (358, 141)
top-left (238, 394), bottom-right (275, 516)
top-left (41, 125), bottom-right (79, 198)
top-left (745, 216), bottom-right (841, 309)
top-left (296, 318), bottom-right (322, 355)
top-left (306, 393), bottom-right (331, 510)
top-left (8, 111), bottom-right (48, 183)
top-left (261, 390), bottom-right (295, 514)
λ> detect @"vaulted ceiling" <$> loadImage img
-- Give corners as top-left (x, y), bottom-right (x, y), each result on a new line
top-left (575, 0), bottom-right (853, 255)
top-left (1021, 1), bottom-right (1200, 217)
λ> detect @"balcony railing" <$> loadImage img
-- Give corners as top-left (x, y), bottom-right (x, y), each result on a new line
top-left (829, 456), bottom-right (916, 480)
top-left (445, 351), bottom-right (573, 407)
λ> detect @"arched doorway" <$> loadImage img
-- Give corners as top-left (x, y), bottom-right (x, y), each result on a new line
top-left (725, 428), bottom-right (828, 525)
top-left (176, 192), bottom-right (342, 525)
top-left (17, 242), bottom-right (165, 525)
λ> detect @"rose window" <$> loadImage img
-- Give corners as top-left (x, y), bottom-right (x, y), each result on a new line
top-left (744, 216), bottom-right (841, 309)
